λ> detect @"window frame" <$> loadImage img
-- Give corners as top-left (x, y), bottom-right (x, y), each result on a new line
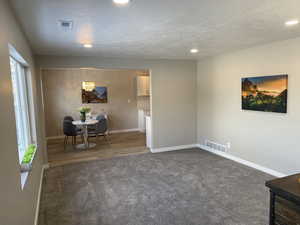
top-left (8, 44), bottom-right (38, 190)
top-left (10, 57), bottom-right (35, 162)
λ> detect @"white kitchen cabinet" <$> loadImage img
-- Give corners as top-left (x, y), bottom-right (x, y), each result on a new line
top-left (138, 110), bottom-right (146, 133)
top-left (146, 115), bottom-right (152, 148)
top-left (137, 76), bottom-right (150, 96)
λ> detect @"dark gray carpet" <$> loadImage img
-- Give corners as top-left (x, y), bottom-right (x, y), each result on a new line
top-left (39, 149), bottom-right (272, 225)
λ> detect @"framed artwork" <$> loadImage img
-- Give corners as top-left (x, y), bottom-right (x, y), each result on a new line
top-left (242, 74), bottom-right (288, 113)
top-left (82, 85), bottom-right (108, 103)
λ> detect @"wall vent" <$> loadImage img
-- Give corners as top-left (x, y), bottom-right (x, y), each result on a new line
top-left (58, 20), bottom-right (73, 30)
top-left (204, 140), bottom-right (228, 152)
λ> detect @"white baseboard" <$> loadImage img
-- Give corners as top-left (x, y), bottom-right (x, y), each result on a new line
top-left (138, 128), bottom-right (146, 133)
top-left (46, 135), bottom-right (64, 140)
top-left (151, 144), bottom-right (198, 153)
top-left (34, 164), bottom-right (48, 225)
top-left (109, 128), bottom-right (140, 134)
top-left (46, 128), bottom-right (141, 140)
top-left (197, 144), bottom-right (286, 178)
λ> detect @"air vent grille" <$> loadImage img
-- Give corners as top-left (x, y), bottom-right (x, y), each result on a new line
top-left (58, 20), bottom-right (73, 30)
top-left (205, 140), bottom-right (227, 152)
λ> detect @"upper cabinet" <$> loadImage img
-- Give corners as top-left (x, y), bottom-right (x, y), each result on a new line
top-left (137, 76), bottom-right (150, 96)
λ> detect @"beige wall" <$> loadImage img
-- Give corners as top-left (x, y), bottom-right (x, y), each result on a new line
top-left (0, 0), bottom-right (45, 224)
top-left (197, 37), bottom-right (300, 175)
top-left (35, 56), bottom-right (198, 149)
top-left (42, 68), bottom-right (148, 137)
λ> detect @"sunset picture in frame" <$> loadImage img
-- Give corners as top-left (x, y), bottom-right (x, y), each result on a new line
top-left (242, 74), bottom-right (288, 113)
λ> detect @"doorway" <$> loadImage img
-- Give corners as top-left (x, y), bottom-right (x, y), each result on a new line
top-left (41, 68), bottom-right (152, 167)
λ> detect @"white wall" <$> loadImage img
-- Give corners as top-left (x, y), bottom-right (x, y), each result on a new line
top-left (35, 56), bottom-right (198, 149)
top-left (197, 37), bottom-right (300, 175)
top-left (0, 0), bottom-right (45, 224)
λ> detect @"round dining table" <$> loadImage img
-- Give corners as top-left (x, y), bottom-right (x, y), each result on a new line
top-left (72, 119), bottom-right (98, 150)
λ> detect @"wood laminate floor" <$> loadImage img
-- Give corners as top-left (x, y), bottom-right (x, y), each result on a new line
top-left (47, 131), bottom-right (149, 167)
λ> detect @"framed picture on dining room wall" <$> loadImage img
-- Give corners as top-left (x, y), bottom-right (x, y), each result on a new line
top-left (82, 82), bottom-right (108, 103)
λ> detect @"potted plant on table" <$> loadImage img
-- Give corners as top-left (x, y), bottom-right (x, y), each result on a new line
top-left (79, 107), bottom-right (91, 122)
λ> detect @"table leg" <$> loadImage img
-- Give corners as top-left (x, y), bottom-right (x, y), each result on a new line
top-left (74, 124), bottom-right (96, 150)
top-left (83, 125), bottom-right (89, 148)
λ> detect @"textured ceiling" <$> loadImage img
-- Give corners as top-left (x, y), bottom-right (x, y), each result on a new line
top-left (9, 0), bottom-right (300, 59)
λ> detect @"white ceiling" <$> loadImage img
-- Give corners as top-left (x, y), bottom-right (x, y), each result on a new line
top-left (10, 0), bottom-right (300, 59)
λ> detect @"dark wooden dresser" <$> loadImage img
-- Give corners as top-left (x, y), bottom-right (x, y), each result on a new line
top-left (266, 174), bottom-right (300, 225)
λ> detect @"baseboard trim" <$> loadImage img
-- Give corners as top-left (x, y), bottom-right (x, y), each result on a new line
top-left (197, 144), bottom-right (286, 178)
top-left (34, 164), bottom-right (48, 225)
top-left (46, 135), bottom-right (64, 140)
top-left (46, 128), bottom-right (142, 140)
top-left (109, 128), bottom-right (141, 134)
top-left (151, 144), bottom-right (198, 153)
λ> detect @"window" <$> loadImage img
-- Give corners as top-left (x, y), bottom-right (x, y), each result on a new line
top-left (9, 48), bottom-right (36, 164)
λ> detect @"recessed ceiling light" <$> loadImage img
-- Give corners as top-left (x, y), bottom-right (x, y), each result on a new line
top-left (285, 20), bottom-right (299, 26)
top-left (190, 49), bottom-right (199, 53)
top-left (83, 44), bottom-right (93, 48)
top-left (113, 0), bottom-right (130, 5)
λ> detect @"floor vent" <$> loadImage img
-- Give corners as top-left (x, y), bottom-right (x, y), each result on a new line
top-left (204, 140), bottom-right (228, 152)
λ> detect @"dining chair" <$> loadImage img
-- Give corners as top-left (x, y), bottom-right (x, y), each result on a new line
top-left (63, 120), bottom-right (83, 149)
top-left (63, 116), bottom-right (74, 121)
top-left (64, 115), bottom-right (82, 133)
top-left (88, 114), bottom-right (109, 142)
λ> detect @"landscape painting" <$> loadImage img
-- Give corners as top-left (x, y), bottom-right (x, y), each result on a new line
top-left (242, 74), bottom-right (288, 113)
top-left (82, 86), bottom-right (108, 103)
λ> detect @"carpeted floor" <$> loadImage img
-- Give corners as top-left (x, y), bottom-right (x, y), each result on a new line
top-left (38, 149), bottom-right (273, 225)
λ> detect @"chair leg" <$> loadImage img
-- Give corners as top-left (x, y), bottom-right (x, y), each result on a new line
top-left (73, 136), bottom-right (77, 149)
top-left (64, 136), bottom-right (67, 150)
top-left (104, 134), bottom-right (110, 144)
